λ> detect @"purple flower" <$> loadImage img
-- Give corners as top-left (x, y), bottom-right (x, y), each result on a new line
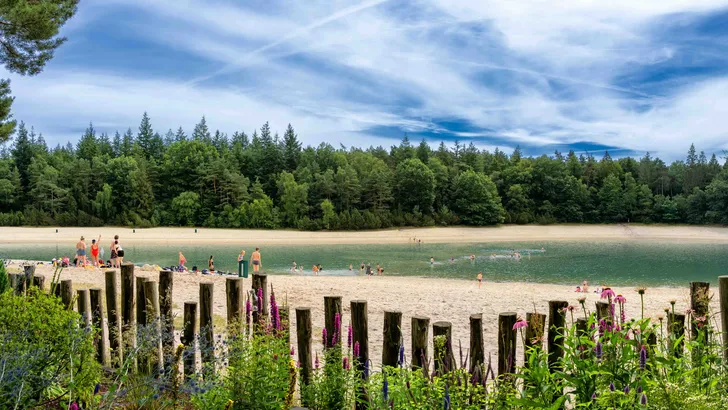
top-left (398, 344), bottom-right (405, 367)
top-left (444, 383), bottom-right (451, 410)
top-left (598, 319), bottom-right (606, 337)
top-left (69, 403), bottom-right (79, 410)
top-left (347, 326), bottom-right (353, 348)
top-left (624, 385), bottom-right (630, 394)
top-left (595, 341), bottom-right (603, 359)
top-left (640, 345), bottom-right (647, 370)
top-left (637, 386), bottom-right (642, 393)
top-left (601, 287), bottom-right (615, 299)
top-left (343, 356), bottom-right (350, 370)
top-left (620, 308), bottom-right (626, 324)
top-left (614, 294), bottom-right (626, 304)
top-left (245, 299), bottom-right (251, 324)
top-left (322, 328), bottom-right (328, 347)
top-left (94, 383), bottom-right (100, 395)
top-left (315, 352), bottom-right (320, 369)
top-left (257, 287), bottom-right (263, 314)
top-left (640, 393), bottom-right (647, 405)
top-left (383, 376), bottom-right (389, 402)
top-left (609, 382), bottom-right (615, 392)
top-left (334, 313), bottom-right (341, 345)
top-left (364, 359), bottom-right (369, 378)
top-left (290, 345), bottom-right (295, 356)
top-left (608, 303), bottom-right (615, 321)
top-left (354, 341), bottom-right (360, 358)
top-left (513, 319), bottom-right (528, 330)
top-left (591, 392), bottom-right (597, 401)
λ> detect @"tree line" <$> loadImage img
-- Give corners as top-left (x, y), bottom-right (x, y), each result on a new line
top-left (1, 112), bottom-right (727, 229)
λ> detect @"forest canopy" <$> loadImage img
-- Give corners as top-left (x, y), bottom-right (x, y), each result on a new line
top-left (1, 113), bottom-right (726, 230)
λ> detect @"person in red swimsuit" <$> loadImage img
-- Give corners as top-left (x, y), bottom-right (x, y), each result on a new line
top-left (90, 235), bottom-right (101, 267)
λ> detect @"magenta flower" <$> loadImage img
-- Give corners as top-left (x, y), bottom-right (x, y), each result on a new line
top-left (69, 403), bottom-right (79, 410)
top-left (347, 325), bottom-right (353, 348)
top-left (322, 328), bottom-right (328, 347)
top-left (315, 352), bottom-right (320, 369)
top-left (614, 294), bottom-right (626, 304)
top-left (257, 287), bottom-right (263, 314)
top-left (354, 341), bottom-right (360, 358)
top-left (334, 313), bottom-right (341, 345)
top-left (601, 288), bottom-right (615, 299)
top-left (513, 319), bottom-right (528, 330)
top-left (343, 356), bottom-right (350, 370)
top-left (290, 345), bottom-right (295, 356)
top-left (245, 298), bottom-right (251, 324)
top-left (609, 382), bottom-right (615, 392)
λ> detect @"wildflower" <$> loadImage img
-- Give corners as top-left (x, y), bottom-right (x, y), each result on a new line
top-left (94, 383), bottom-right (101, 395)
top-left (257, 287), bottom-right (263, 314)
top-left (609, 382), bottom-right (615, 392)
top-left (636, 286), bottom-right (647, 295)
top-left (315, 352), bottom-right (320, 369)
top-left (595, 341), bottom-right (603, 359)
top-left (577, 297), bottom-right (586, 304)
top-left (322, 328), bottom-right (328, 347)
top-left (364, 359), bottom-right (369, 378)
top-left (513, 319), bottom-right (528, 330)
top-left (591, 392), bottom-right (597, 401)
top-left (347, 325), bottom-right (353, 348)
top-left (70, 403), bottom-right (79, 410)
top-left (685, 308), bottom-right (695, 315)
top-left (624, 385), bottom-right (630, 394)
top-left (640, 392), bottom-right (647, 405)
top-left (614, 294), bottom-right (626, 304)
top-left (343, 356), bottom-right (350, 370)
top-left (637, 385), bottom-right (642, 393)
top-left (669, 299), bottom-right (676, 306)
top-left (657, 314), bottom-right (664, 323)
top-left (398, 344), bottom-right (405, 367)
top-left (334, 313), bottom-right (341, 345)
top-left (639, 345), bottom-right (647, 370)
top-left (601, 287), bottom-right (615, 299)
top-left (153, 394), bottom-right (159, 400)
top-left (444, 383), bottom-right (451, 410)
top-left (290, 345), bottom-right (295, 356)
top-left (245, 299), bottom-right (251, 324)
top-left (383, 375), bottom-right (389, 402)
top-left (354, 341), bottom-right (360, 358)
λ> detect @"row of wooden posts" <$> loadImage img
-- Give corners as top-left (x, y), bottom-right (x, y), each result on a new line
top-left (6, 266), bottom-right (728, 385)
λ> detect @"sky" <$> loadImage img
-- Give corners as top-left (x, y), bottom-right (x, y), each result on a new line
top-left (6, 0), bottom-right (728, 160)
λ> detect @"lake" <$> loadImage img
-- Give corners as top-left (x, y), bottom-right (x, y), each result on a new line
top-left (0, 240), bottom-right (724, 286)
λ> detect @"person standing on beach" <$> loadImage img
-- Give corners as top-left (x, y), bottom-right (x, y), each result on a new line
top-left (76, 236), bottom-right (87, 266)
top-left (114, 235), bottom-right (124, 266)
top-left (90, 235), bottom-right (101, 267)
top-left (208, 255), bottom-right (215, 272)
top-left (110, 237), bottom-right (118, 268)
top-left (360, 262), bottom-right (365, 275)
top-left (251, 247), bottom-right (262, 272)
top-left (179, 252), bottom-right (187, 271)
top-left (477, 272), bottom-right (483, 288)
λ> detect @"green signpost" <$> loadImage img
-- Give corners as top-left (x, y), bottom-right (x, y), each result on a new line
top-left (238, 259), bottom-right (249, 278)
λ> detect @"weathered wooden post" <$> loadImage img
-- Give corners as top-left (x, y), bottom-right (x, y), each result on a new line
top-left (668, 312), bottom-right (685, 357)
top-left (595, 301), bottom-right (609, 320)
top-left (469, 313), bottom-right (484, 374)
top-left (105, 271), bottom-right (122, 365)
top-left (199, 282), bottom-right (214, 369)
top-left (720, 276), bottom-right (728, 360)
top-left (13, 273), bottom-right (25, 295)
top-left (60, 279), bottom-right (73, 309)
top-left (497, 312), bottom-right (517, 376)
top-left (182, 302), bottom-right (198, 379)
top-left (411, 316), bottom-right (430, 369)
top-left (548, 300), bottom-right (568, 372)
top-left (296, 307), bottom-right (313, 405)
top-left (691, 281), bottom-right (710, 340)
top-left (32, 275), bottom-right (45, 290)
top-left (77, 289), bottom-right (92, 328)
top-left (159, 270), bottom-right (174, 365)
top-left (251, 273), bottom-right (268, 317)
top-left (136, 277), bottom-right (148, 328)
top-left (324, 296), bottom-right (343, 347)
top-left (144, 280), bottom-right (163, 375)
top-left (8, 273), bottom-right (18, 294)
top-left (22, 265), bottom-right (35, 294)
top-left (432, 321), bottom-right (453, 375)
top-left (382, 311), bottom-right (402, 368)
top-left (226, 277), bottom-right (244, 332)
top-left (525, 312), bottom-right (546, 366)
top-left (121, 263), bottom-right (136, 369)
top-left (90, 288), bottom-right (109, 365)
top-left (576, 317), bottom-right (588, 359)
top-left (351, 300), bottom-right (368, 410)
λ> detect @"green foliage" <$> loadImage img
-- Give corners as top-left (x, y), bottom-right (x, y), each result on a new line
top-left (0, 288), bottom-right (100, 408)
top-left (172, 191), bottom-right (200, 226)
top-left (451, 170), bottom-right (505, 225)
top-left (0, 260), bottom-right (7, 294)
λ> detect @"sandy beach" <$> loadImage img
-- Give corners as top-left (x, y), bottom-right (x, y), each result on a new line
top-left (8, 262), bottom-right (718, 370)
top-left (3, 224), bottom-right (728, 245)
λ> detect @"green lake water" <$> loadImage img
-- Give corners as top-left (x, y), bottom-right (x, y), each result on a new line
top-left (1, 241), bottom-right (726, 286)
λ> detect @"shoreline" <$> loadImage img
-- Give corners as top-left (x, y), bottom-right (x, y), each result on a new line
top-left (2, 224), bottom-right (728, 245)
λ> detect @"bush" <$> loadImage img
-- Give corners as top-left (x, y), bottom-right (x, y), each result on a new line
top-left (0, 288), bottom-right (100, 408)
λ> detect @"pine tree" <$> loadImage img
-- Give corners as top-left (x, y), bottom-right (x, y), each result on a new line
top-left (11, 122), bottom-right (33, 197)
top-left (164, 129), bottom-right (175, 146)
top-left (136, 112), bottom-right (155, 159)
top-left (175, 126), bottom-right (187, 142)
top-left (0, 80), bottom-right (15, 143)
top-left (121, 128), bottom-right (134, 156)
top-left (232, 131), bottom-right (249, 147)
top-left (282, 124), bottom-right (301, 171)
top-left (192, 116), bottom-right (211, 143)
top-left (76, 122), bottom-right (98, 161)
top-left (112, 131), bottom-right (122, 156)
top-left (416, 139), bottom-right (430, 164)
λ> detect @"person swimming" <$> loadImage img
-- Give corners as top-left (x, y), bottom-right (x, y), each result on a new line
top-left (430, 257), bottom-right (434, 264)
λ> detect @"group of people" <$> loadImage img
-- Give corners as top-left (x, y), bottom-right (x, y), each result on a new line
top-left (176, 248), bottom-right (263, 274)
top-left (64, 234), bottom-right (124, 268)
top-left (359, 262), bottom-right (383, 276)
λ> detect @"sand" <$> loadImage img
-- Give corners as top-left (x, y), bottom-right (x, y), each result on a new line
top-left (3, 224), bottom-right (728, 245)
top-left (9, 262), bottom-right (718, 370)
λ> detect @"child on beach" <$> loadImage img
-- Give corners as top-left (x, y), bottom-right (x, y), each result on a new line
top-left (477, 272), bottom-right (483, 288)
top-left (179, 252), bottom-right (187, 271)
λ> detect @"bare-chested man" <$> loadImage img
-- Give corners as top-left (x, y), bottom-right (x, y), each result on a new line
top-left (75, 236), bottom-right (87, 266)
top-left (251, 247), bottom-right (262, 272)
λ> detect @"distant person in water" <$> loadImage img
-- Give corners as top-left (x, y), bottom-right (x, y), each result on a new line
top-left (251, 248), bottom-right (262, 272)
top-left (470, 254), bottom-right (475, 262)
top-left (179, 252), bottom-right (187, 271)
top-left (360, 262), bottom-right (365, 274)
top-left (366, 263), bottom-right (372, 276)
top-left (313, 264), bottom-right (318, 276)
top-left (477, 272), bottom-right (483, 288)
top-left (299, 265), bottom-right (304, 275)
top-left (349, 264), bottom-right (353, 271)
top-left (208, 255), bottom-right (214, 272)
top-left (430, 256), bottom-right (434, 264)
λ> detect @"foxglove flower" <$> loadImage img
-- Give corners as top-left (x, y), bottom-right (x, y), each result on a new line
top-left (637, 386), bottom-right (642, 393)
top-left (290, 345), bottom-right (295, 356)
top-left (257, 287), bottom-right (263, 314)
top-left (383, 376), bottom-right (389, 402)
top-left (347, 326), bottom-right (353, 348)
top-left (322, 328), bottom-right (328, 347)
top-left (399, 344), bottom-right (405, 367)
top-left (69, 403), bottom-right (79, 410)
top-left (245, 298), bottom-right (251, 324)
top-left (595, 341), bottom-right (603, 359)
top-left (343, 356), bottom-right (349, 370)
top-left (315, 352), bottom-right (320, 369)
top-left (354, 341), bottom-right (360, 358)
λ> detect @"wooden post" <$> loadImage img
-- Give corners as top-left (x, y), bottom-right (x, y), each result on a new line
top-left (32, 275), bottom-right (45, 290)
top-left (432, 321), bottom-right (453, 375)
top-left (159, 270), bottom-right (174, 365)
top-left (121, 263), bottom-right (136, 369)
top-left (382, 311), bottom-right (402, 368)
top-left (199, 282), bottom-right (214, 368)
top-left (13, 273), bottom-right (25, 295)
top-left (595, 301), bottom-right (609, 320)
top-left (411, 316), bottom-right (430, 369)
top-left (226, 277), bottom-right (244, 332)
top-left (105, 271), bottom-right (122, 365)
top-left (469, 313), bottom-right (484, 374)
top-left (497, 312), bottom-right (517, 376)
top-left (548, 300), bottom-right (568, 372)
top-left (8, 273), bottom-right (18, 294)
top-left (182, 302), bottom-right (198, 380)
top-left (22, 265), bottom-right (35, 294)
top-left (324, 296), bottom-right (343, 347)
top-left (668, 312), bottom-right (685, 357)
top-left (576, 317), bottom-right (588, 359)
top-left (691, 281), bottom-right (710, 340)
top-left (350, 300), bottom-right (368, 410)
top-left (60, 279), bottom-right (73, 310)
top-left (251, 273), bottom-right (268, 317)
top-left (77, 289), bottom-right (91, 328)
top-left (90, 288), bottom-right (109, 366)
top-left (136, 277), bottom-right (148, 328)
top-left (296, 307), bottom-right (313, 404)
top-left (144, 280), bottom-right (163, 375)
top-left (524, 312), bottom-right (546, 366)
top-left (720, 276), bottom-right (728, 360)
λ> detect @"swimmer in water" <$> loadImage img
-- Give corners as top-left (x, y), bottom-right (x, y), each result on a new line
top-left (477, 272), bottom-right (483, 288)
top-left (349, 264), bottom-right (353, 271)
top-left (430, 257), bottom-right (434, 264)
top-left (470, 254), bottom-right (475, 262)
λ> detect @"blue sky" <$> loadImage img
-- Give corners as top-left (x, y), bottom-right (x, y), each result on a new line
top-left (6, 0), bottom-right (728, 160)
